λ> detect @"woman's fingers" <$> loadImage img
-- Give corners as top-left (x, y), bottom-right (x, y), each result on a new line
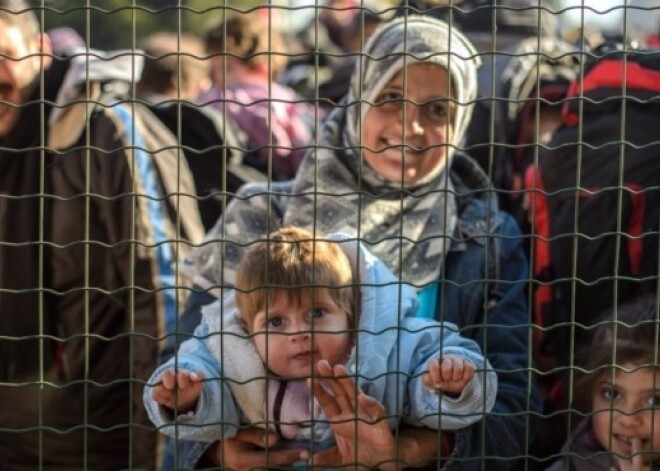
top-left (312, 360), bottom-right (358, 418)
top-left (328, 363), bottom-right (359, 413)
top-left (310, 446), bottom-right (342, 468)
top-left (233, 427), bottom-right (276, 447)
top-left (357, 391), bottom-right (387, 424)
top-left (215, 428), bottom-right (308, 471)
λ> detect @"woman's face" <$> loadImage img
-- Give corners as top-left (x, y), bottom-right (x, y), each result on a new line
top-left (361, 63), bottom-right (454, 184)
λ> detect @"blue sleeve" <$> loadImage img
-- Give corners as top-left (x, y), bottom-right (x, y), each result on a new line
top-left (399, 319), bottom-right (497, 431)
top-left (442, 212), bottom-right (541, 471)
top-left (142, 318), bottom-right (242, 442)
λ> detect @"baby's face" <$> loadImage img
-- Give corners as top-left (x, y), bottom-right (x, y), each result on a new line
top-left (250, 290), bottom-right (351, 379)
top-left (591, 362), bottom-right (660, 465)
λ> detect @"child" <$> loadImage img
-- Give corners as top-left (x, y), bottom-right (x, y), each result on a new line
top-left (144, 227), bottom-right (497, 446)
top-left (547, 293), bottom-right (660, 471)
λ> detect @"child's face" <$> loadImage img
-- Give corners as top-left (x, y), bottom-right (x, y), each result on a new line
top-left (591, 362), bottom-right (660, 464)
top-left (250, 290), bottom-right (352, 379)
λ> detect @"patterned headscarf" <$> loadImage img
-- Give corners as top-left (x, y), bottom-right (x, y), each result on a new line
top-left (189, 15), bottom-right (481, 290)
top-left (346, 14), bottom-right (480, 179)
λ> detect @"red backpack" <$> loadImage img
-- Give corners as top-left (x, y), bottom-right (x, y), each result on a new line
top-left (525, 43), bottom-right (660, 368)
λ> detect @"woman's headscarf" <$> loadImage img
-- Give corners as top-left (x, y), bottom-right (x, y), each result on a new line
top-left (346, 14), bottom-right (480, 178)
top-left (189, 15), bottom-right (481, 291)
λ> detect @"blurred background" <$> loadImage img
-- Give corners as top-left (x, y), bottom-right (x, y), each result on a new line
top-left (32, 0), bottom-right (660, 50)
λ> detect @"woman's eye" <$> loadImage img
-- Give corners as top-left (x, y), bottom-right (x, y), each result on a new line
top-left (423, 100), bottom-right (450, 122)
top-left (375, 91), bottom-right (403, 107)
top-left (267, 317), bottom-right (284, 328)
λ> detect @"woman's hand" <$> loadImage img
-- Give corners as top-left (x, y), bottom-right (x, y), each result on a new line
top-left (205, 428), bottom-right (308, 471)
top-left (309, 359), bottom-right (397, 470)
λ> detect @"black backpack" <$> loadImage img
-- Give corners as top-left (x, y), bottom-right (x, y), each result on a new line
top-left (527, 43), bottom-right (660, 365)
top-left (147, 102), bottom-right (267, 231)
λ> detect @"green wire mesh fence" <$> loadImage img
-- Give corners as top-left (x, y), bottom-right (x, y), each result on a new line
top-left (0, 1), bottom-right (659, 470)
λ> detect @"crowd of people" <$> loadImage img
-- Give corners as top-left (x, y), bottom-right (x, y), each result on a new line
top-left (0, 0), bottom-right (658, 470)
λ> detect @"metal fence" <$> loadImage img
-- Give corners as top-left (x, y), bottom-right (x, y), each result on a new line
top-left (0, 1), bottom-right (659, 470)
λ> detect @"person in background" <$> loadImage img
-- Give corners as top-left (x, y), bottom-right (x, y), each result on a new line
top-left (138, 31), bottom-right (211, 103)
top-left (144, 226), bottom-right (496, 453)
top-left (181, 14), bottom-right (538, 471)
top-left (281, 0), bottom-right (393, 108)
top-left (546, 293), bottom-right (660, 471)
top-left (0, 1), bottom-right (205, 469)
top-left (46, 26), bottom-right (84, 57)
top-left (200, 8), bottom-right (319, 182)
top-left (137, 31), bottom-right (258, 232)
top-left (394, 0), bottom-right (573, 220)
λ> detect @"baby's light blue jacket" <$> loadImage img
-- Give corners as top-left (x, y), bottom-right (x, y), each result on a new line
top-left (143, 235), bottom-right (497, 444)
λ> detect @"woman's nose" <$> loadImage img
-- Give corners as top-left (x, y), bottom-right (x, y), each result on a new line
top-left (400, 104), bottom-right (425, 136)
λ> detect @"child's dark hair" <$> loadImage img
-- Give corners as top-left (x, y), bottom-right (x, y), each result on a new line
top-left (573, 292), bottom-right (659, 411)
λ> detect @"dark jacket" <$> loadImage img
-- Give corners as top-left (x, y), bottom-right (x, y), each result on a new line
top-left (546, 418), bottom-right (660, 471)
top-left (0, 55), bottom-right (204, 470)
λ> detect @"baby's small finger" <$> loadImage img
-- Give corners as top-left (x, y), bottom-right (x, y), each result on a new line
top-left (177, 371), bottom-right (191, 389)
top-left (452, 359), bottom-right (467, 381)
top-left (463, 361), bottom-right (475, 380)
top-left (440, 358), bottom-right (456, 381)
top-left (190, 371), bottom-right (203, 383)
top-left (422, 373), bottom-right (434, 390)
top-left (427, 359), bottom-right (440, 382)
top-left (161, 369), bottom-right (176, 390)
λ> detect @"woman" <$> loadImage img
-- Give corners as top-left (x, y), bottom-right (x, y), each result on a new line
top-left (180, 14), bottom-right (539, 471)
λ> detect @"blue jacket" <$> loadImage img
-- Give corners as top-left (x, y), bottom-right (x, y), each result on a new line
top-left (144, 235), bottom-right (497, 444)
top-left (169, 154), bottom-right (539, 470)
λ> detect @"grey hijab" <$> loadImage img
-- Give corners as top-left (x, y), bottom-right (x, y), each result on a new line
top-left (187, 15), bottom-right (481, 290)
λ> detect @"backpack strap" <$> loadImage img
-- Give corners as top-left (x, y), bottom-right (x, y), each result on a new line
top-left (106, 95), bottom-right (205, 245)
top-left (195, 105), bottom-right (269, 186)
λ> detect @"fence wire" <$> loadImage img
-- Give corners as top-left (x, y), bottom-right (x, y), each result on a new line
top-left (0, 1), bottom-right (659, 470)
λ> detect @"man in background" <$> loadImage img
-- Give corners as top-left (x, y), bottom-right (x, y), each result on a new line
top-left (0, 1), bottom-right (204, 469)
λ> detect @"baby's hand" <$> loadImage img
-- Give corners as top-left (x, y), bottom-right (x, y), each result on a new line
top-left (422, 355), bottom-right (475, 397)
top-left (151, 368), bottom-right (204, 414)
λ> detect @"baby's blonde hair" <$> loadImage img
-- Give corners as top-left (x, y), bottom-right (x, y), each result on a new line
top-left (235, 227), bottom-right (356, 332)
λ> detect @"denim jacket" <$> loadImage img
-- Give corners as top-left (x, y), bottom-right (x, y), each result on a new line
top-left (170, 154), bottom-right (540, 470)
